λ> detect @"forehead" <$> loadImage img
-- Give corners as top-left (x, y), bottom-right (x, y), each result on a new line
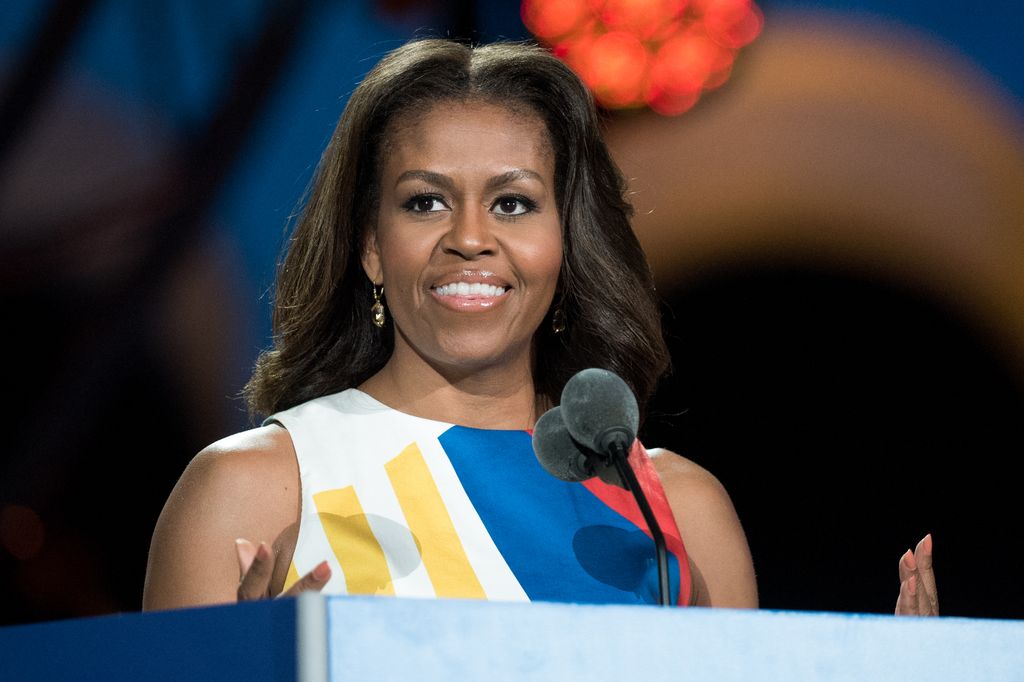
top-left (382, 100), bottom-right (554, 176)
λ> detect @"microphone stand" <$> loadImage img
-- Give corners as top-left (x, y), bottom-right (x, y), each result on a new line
top-left (606, 440), bottom-right (671, 607)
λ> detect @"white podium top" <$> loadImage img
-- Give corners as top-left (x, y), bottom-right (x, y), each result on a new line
top-left (309, 595), bottom-right (1024, 681)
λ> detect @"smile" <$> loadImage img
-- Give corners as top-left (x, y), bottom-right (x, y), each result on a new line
top-left (433, 282), bottom-right (508, 298)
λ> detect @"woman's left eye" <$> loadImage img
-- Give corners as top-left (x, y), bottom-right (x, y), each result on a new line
top-left (491, 196), bottom-right (535, 216)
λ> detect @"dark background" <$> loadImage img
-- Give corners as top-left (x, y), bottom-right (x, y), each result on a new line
top-left (643, 264), bottom-right (1023, 617)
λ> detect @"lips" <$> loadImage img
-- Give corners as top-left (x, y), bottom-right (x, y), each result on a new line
top-left (434, 282), bottom-right (507, 297)
top-left (429, 270), bottom-right (512, 310)
top-left (430, 271), bottom-right (511, 296)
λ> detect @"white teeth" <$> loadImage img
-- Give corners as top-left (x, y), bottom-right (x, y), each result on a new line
top-left (435, 282), bottom-right (508, 297)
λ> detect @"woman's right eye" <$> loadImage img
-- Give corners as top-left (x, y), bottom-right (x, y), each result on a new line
top-left (403, 195), bottom-right (447, 213)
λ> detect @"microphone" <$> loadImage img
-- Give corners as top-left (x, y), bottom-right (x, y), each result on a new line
top-left (559, 368), bottom-right (639, 455)
top-left (555, 367), bottom-right (673, 607)
top-left (532, 406), bottom-right (597, 482)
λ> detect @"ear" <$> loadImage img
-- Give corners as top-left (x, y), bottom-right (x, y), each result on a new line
top-left (361, 229), bottom-right (383, 284)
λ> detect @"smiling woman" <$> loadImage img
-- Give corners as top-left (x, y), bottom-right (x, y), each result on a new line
top-left (360, 101), bottom-right (563, 417)
top-left (141, 39), bottom-right (930, 615)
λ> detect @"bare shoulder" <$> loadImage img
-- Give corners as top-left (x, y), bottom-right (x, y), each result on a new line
top-left (648, 447), bottom-right (738, 547)
top-left (648, 447), bottom-right (759, 609)
top-left (164, 424), bottom-right (300, 543)
top-left (649, 448), bottom-right (724, 493)
top-left (143, 425), bottom-right (299, 610)
top-left (186, 424), bottom-right (297, 493)
top-left (168, 425), bottom-right (299, 527)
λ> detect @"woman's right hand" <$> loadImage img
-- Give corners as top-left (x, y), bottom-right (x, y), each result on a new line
top-left (235, 538), bottom-right (331, 600)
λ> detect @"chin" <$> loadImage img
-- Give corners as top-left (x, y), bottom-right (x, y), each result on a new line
top-left (430, 340), bottom-right (531, 374)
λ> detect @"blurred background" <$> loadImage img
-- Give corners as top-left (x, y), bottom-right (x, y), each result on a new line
top-left (1, 0), bottom-right (1021, 624)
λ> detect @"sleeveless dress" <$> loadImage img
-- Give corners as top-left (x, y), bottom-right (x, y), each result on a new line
top-left (268, 388), bottom-right (692, 606)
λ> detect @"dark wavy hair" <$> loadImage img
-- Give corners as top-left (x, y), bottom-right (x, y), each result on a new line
top-left (245, 39), bottom-right (670, 421)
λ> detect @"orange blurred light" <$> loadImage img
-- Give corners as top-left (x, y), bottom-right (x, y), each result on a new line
top-left (646, 86), bottom-right (702, 115)
top-left (701, 59), bottom-right (735, 90)
top-left (703, 0), bottom-right (763, 48)
top-left (650, 32), bottom-right (732, 94)
top-left (525, 0), bottom-right (761, 115)
top-left (554, 27), bottom-right (602, 84)
top-left (585, 31), bottom-right (651, 107)
top-left (646, 16), bottom-right (690, 43)
top-left (522, 0), bottom-right (593, 41)
top-left (595, 0), bottom-right (689, 39)
top-left (683, 0), bottom-right (715, 14)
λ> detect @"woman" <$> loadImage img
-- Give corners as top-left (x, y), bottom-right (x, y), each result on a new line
top-left (143, 39), bottom-right (934, 614)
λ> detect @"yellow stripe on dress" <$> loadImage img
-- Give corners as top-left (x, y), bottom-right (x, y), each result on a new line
top-left (282, 561), bottom-right (301, 593)
top-left (384, 442), bottom-right (485, 599)
top-left (313, 486), bottom-right (395, 595)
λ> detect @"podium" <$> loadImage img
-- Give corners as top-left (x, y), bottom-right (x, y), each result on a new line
top-left (3, 595), bottom-right (1023, 680)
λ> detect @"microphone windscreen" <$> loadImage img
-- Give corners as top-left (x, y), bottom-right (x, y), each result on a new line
top-left (560, 368), bottom-right (639, 452)
top-left (532, 406), bottom-right (595, 482)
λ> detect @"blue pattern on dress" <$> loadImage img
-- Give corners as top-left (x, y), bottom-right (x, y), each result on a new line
top-left (438, 426), bottom-right (680, 604)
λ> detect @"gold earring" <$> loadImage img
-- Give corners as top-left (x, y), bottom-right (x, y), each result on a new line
top-left (551, 306), bottom-right (566, 334)
top-left (371, 284), bottom-right (386, 328)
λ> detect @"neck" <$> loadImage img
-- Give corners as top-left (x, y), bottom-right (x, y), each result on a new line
top-left (358, 346), bottom-right (541, 430)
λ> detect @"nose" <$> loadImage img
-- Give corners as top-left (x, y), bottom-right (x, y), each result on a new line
top-left (440, 206), bottom-right (498, 259)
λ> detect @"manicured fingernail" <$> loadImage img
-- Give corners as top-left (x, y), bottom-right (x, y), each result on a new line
top-left (902, 549), bottom-right (915, 568)
top-left (257, 542), bottom-right (271, 561)
top-left (924, 534), bottom-right (933, 553)
top-left (313, 561), bottom-right (331, 582)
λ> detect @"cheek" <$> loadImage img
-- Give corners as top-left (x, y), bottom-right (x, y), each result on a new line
top-left (377, 234), bottom-right (427, 289)
top-left (541, 246), bottom-right (564, 286)
top-left (541, 228), bottom-right (565, 280)
top-left (520, 234), bottom-right (563, 292)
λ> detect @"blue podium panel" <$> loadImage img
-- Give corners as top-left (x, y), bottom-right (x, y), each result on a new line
top-left (0, 599), bottom-right (299, 682)
top-left (323, 597), bottom-right (1024, 682)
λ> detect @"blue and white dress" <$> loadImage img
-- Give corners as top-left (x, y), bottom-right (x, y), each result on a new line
top-left (269, 389), bottom-right (691, 606)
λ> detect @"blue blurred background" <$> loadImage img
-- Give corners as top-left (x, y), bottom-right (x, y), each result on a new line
top-left (1, 0), bottom-right (1021, 623)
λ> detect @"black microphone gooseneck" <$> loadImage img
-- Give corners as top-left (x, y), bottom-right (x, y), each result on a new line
top-left (604, 436), bottom-right (672, 607)
top-left (557, 368), bottom-right (672, 607)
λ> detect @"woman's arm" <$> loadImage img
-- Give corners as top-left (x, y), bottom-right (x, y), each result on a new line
top-left (652, 450), bottom-right (758, 608)
top-left (142, 425), bottom-right (313, 610)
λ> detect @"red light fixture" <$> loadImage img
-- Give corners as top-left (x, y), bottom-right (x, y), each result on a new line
top-left (522, 0), bottom-right (762, 115)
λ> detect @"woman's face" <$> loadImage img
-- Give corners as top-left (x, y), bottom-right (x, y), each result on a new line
top-left (362, 100), bottom-right (563, 376)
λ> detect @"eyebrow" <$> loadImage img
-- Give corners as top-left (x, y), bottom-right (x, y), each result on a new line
top-left (394, 169), bottom-right (544, 192)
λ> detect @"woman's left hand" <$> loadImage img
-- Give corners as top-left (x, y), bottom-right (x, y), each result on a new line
top-left (895, 534), bottom-right (938, 616)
